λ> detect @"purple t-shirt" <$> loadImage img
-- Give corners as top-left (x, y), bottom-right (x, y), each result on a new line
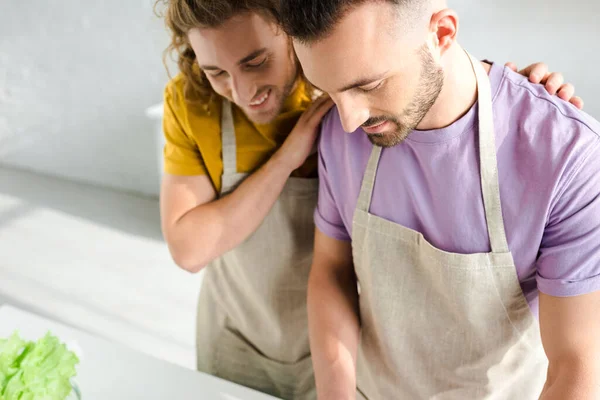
top-left (315, 62), bottom-right (600, 315)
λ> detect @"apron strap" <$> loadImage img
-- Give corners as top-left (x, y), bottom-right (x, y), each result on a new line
top-left (221, 99), bottom-right (237, 176)
top-left (357, 54), bottom-right (509, 254)
top-left (467, 53), bottom-right (510, 254)
top-left (356, 145), bottom-right (383, 213)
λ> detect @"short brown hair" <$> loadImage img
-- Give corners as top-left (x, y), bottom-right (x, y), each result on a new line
top-left (280, 0), bottom-right (423, 44)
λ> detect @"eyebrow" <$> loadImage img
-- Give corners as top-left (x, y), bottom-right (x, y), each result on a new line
top-left (200, 48), bottom-right (268, 71)
top-left (337, 71), bottom-right (389, 93)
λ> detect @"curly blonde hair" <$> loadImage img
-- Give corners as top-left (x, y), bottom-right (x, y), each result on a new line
top-left (156, 0), bottom-right (311, 104)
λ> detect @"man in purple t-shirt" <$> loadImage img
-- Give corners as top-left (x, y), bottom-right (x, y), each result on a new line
top-left (280, 0), bottom-right (600, 399)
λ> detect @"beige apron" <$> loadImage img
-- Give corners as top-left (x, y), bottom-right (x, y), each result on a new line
top-left (353, 55), bottom-right (548, 399)
top-left (196, 100), bottom-right (318, 399)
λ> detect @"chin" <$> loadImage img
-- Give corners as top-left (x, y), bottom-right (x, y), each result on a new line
top-left (246, 102), bottom-right (283, 125)
top-left (246, 109), bottom-right (278, 125)
top-left (368, 130), bottom-right (410, 148)
top-left (368, 136), bottom-right (397, 148)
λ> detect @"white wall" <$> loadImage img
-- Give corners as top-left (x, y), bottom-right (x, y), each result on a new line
top-left (454, 0), bottom-right (599, 119)
top-left (0, 1), bottom-right (598, 197)
top-left (0, 0), bottom-right (172, 197)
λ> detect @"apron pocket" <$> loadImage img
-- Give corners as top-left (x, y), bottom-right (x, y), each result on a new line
top-left (215, 327), bottom-right (315, 399)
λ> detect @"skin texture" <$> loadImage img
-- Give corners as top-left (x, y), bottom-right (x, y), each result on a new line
top-left (293, 2), bottom-right (599, 398)
top-left (188, 13), bottom-right (299, 124)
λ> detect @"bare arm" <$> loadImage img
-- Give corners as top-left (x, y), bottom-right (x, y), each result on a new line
top-left (308, 228), bottom-right (359, 399)
top-left (160, 96), bottom-right (334, 273)
top-left (161, 154), bottom-right (291, 272)
top-left (538, 291), bottom-right (600, 399)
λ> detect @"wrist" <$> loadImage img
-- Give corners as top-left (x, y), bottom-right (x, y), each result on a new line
top-left (271, 147), bottom-right (297, 176)
top-left (315, 359), bottom-right (357, 400)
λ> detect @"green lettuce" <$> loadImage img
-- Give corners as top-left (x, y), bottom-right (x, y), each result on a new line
top-left (0, 332), bottom-right (79, 400)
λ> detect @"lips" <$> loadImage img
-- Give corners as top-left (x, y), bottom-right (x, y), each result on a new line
top-left (362, 120), bottom-right (390, 134)
top-left (249, 89), bottom-right (271, 108)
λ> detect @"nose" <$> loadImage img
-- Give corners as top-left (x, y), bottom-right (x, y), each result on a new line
top-left (230, 75), bottom-right (256, 105)
top-left (335, 95), bottom-right (369, 133)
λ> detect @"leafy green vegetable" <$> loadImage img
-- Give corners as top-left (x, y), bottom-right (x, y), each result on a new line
top-left (0, 332), bottom-right (79, 400)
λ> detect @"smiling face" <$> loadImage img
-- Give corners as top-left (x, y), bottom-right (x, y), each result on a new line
top-left (188, 12), bottom-right (299, 124)
top-left (293, 2), bottom-right (444, 147)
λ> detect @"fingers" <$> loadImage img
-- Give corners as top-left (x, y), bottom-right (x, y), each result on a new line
top-left (505, 62), bottom-right (518, 72)
top-left (512, 62), bottom-right (582, 108)
top-left (306, 93), bottom-right (329, 114)
top-left (305, 95), bottom-right (334, 124)
top-left (570, 96), bottom-right (584, 110)
top-left (519, 62), bottom-right (550, 84)
top-left (557, 83), bottom-right (585, 109)
top-left (556, 83), bottom-right (575, 103)
top-left (544, 72), bottom-right (564, 96)
top-left (311, 97), bottom-right (335, 121)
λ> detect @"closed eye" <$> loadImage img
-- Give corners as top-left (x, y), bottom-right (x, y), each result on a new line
top-left (245, 57), bottom-right (268, 69)
top-left (358, 80), bottom-right (384, 93)
top-left (206, 70), bottom-right (226, 78)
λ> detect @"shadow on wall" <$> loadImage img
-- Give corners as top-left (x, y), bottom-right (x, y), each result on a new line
top-left (0, 167), bottom-right (163, 241)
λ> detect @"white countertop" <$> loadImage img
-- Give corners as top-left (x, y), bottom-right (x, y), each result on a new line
top-left (0, 304), bottom-right (279, 400)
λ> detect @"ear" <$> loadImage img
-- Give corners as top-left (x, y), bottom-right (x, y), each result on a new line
top-left (428, 9), bottom-right (458, 57)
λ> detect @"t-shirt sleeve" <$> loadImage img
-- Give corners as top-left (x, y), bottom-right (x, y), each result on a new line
top-left (314, 118), bottom-right (351, 242)
top-left (162, 86), bottom-right (208, 176)
top-left (537, 138), bottom-right (600, 297)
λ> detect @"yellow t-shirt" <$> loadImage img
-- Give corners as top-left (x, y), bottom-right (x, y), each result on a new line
top-left (162, 73), bottom-right (317, 193)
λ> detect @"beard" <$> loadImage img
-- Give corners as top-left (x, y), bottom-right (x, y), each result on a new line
top-left (366, 45), bottom-right (444, 148)
top-left (245, 47), bottom-right (300, 125)
top-left (245, 73), bottom-right (297, 124)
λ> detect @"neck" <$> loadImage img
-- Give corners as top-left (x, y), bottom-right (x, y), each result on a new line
top-left (280, 75), bottom-right (303, 114)
top-left (416, 44), bottom-right (489, 130)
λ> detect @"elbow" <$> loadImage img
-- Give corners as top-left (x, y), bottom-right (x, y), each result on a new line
top-left (162, 225), bottom-right (211, 273)
top-left (168, 245), bottom-right (210, 274)
top-left (162, 222), bottom-right (221, 273)
top-left (175, 255), bottom-right (207, 274)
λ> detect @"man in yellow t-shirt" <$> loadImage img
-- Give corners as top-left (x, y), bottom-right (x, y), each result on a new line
top-left (157, 0), bottom-right (583, 398)
top-left (163, 74), bottom-right (319, 191)
top-left (159, 3), bottom-right (334, 397)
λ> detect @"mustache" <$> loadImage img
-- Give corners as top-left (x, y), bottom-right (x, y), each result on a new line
top-left (362, 115), bottom-right (399, 128)
top-left (252, 86), bottom-right (273, 99)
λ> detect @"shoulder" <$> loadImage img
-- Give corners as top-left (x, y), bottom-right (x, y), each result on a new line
top-left (496, 65), bottom-right (600, 142)
top-left (494, 64), bottom-right (600, 167)
top-left (164, 73), bottom-right (219, 119)
top-left (493, 64), bottom-right (600, 202)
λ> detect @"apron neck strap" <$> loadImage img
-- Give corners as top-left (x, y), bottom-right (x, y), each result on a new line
top-left (221, 99), bottom-right (237, 175)
top-left (467, 53), bottom-right (509, 253)
top-left (356, 53), bottom-right (509, 254)
top-left (356, 146), bottom-right (382, 213)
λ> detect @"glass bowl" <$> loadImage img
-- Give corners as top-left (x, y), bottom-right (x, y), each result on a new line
top-left (66, 380), bottom-right (81, 400)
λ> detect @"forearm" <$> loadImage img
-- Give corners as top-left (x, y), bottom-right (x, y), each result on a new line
top-left (308, 264), bottom-right (360, 400)
top-left (168, 151), bottom-right (293, 272)
top-left (540, 358), bottom-right (600, 400)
